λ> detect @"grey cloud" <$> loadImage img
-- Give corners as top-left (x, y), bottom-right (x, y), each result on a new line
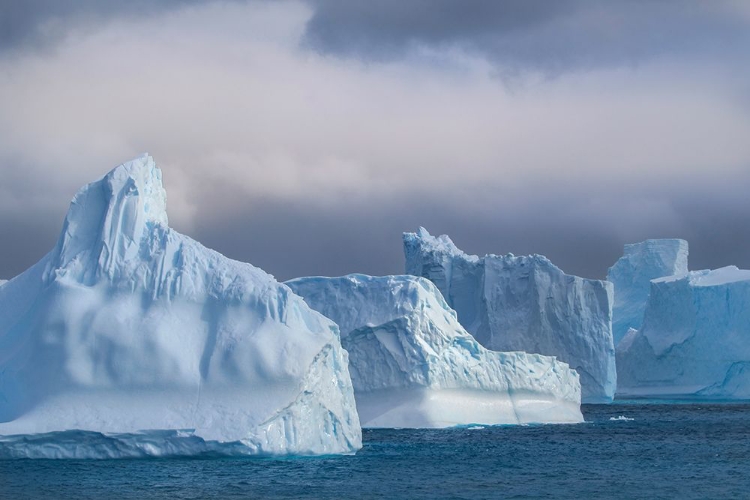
top-left (303, 0), bottom-right (750, 73)
top-left (0, 212), bottom-right (60, 280)
top-left (2, 165), bottom-right (750, 284)
top-left (0, 0), bottom-right (749, 284)
top-left (181, 171), bottom-right (750, 282)
top-left (0, 0), bottom-right (220, 53)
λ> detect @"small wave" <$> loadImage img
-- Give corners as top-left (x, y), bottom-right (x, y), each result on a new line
top-left (609, 416), bottom-right (635, 422)
top-left (466, 425), bottom-right (486, 430)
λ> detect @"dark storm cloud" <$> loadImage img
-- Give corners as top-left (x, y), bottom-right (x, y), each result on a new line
top-left (0, 0), bottom-right (749, 285)
top-left (181, 170), bottom-right (750, 283)
top-left (0, 214), bottom-right (59, 280)
top-left (2, 161), bottom-right (749, 283)
top-left (0, 0), bottom-right (221, 53)
top-left (303, 0), bottom-right (750, 72)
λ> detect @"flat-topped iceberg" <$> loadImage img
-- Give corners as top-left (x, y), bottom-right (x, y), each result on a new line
top-left (617, 266), bottom-right (750, 399)
top-left (403, 228), bottom-right (616, 403)
top-left (607, 239), bottom-right (689, 345)
top-left (0, 154), bottom-right (361, 458)
top-left (287, 274), bottom-right (583, 428)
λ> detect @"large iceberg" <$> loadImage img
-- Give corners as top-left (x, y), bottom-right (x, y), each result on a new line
top-left (403, 228), bottom-right (616, 403)
top-left (287, 274), bottom-right (583, 428)
top-left (607, 239), bottom-right (689, 345)
top-left (617, 266), bottom-right (750, 399)
top-left (0, 154), bottom-right (361, 458)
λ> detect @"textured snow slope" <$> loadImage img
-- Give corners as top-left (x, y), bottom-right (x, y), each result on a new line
top-left (404, 228), bottom-right (615, 403)
top-left (0, 155), bottom-right (361, 457)
top-left (607, 239), bottom-right (688, 345)
top-left (617, 266), bottom-right (750, 399)
top-left (287, 274), bottom-right (583, 428)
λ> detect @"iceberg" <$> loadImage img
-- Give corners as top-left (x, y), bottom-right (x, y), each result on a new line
top-left (0, 154), bottom-right (361, 458)
top-left (403, 228), bottom-right (616, 403)
top-left (287, 274), bottom-right (583, 428)
top-left (607, 239), bottom-right (688, 345)
top-left (617, 266), bottom-right (750, 399)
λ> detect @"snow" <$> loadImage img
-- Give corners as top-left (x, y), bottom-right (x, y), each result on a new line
top-left (607, 239), bottom-right (688, 345)
top-left (660, 266), bottom-right (750, 287)
top-left (403, 228), bottom-right (616, 403)
top-left (0, 154), bottom-right (361, 458)
top-left (287, 274), bottom-right (583, 428)
top-left (617, 266), bottom-right (750, 399)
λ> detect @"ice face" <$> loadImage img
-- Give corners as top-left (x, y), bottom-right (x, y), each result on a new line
top-left (404, 228), bottom-right (616, 403)
top-left (617, 266), bottom-right (750, 399)
top-left (0, 154), bottom-right (361, 458)
top-left (287, 274), bottom-right (583, 428)
top-left (607, 239), bottom-right (689, 345)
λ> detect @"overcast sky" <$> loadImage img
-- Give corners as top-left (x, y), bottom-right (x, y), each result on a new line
top-left (1, 0), bottom-right (749, 281)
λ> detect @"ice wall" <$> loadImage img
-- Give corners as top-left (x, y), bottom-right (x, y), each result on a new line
top-left (404, 227), bottom-right (616, 403)
top-left (607, 239), bottom-right (688, 345)
top-left (617, 266), bottom-right (750, 399)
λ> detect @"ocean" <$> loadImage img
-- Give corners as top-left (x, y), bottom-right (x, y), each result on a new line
top-left (1, 403), bottom-right (749, 499)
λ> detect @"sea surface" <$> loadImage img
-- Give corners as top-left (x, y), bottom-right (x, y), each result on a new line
top-left (1, 403), bottom-right (749, 499)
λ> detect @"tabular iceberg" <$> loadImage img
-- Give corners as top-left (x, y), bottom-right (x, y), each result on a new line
top-left (287, 274), bottom-right (583, 428)
top-left (403, 228), bottom-right (616, 403)
top-left (617, 266), bottom-right (750, 399)
top-left (0, 154), bottom-right (361, 458)
top-left (607, 239), bottom-right (689, 345)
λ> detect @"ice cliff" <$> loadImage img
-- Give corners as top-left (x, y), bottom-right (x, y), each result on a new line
top-left (287, 274), bottom-right (583, 428)
top-left (403, 228), bottom-right (616, 403)
top-left (607, 239), bottom-right (689, 345)
top-left (0, 154), bottom-right (361, 458)
top-left (617, 266), bottom-right (750, 399)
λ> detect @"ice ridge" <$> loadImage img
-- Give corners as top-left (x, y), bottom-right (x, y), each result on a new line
top-left (287, 274), bottom-right (583, 428)
top-left (0, 154), bottom-right (361, 458)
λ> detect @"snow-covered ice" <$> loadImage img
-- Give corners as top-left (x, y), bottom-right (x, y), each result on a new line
top-left (287, 274), bottom-right (583, 428)
top-left (617, 266), bottom-right (750, 399)
top-left (607, 239), bottom-right (688, 345)
top-left (0, 154), bottom-right (361, 458)
top-left (403, 228), bottom-right (616, 403)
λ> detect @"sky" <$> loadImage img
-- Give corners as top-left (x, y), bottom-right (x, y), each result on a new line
top-left (1, 0), bottom-right (749, 281)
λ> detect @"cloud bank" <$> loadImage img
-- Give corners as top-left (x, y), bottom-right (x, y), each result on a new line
top-left (0, 1), bottom-right (748, 281)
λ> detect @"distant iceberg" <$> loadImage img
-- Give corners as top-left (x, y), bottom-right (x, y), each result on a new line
top-left (287, 274), bottom-right (583, 428)
top-left (607, 239), bottom-right (688, 345)
top-left (403, 228), bottom-right (616, 403)
top-left (617, 266), bottom-right (750, 399)
top-left (0, 154), bottom-right (361, 458)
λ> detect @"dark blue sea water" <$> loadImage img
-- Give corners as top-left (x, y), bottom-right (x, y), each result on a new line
top-left (1, 403), bottom-right (749, 499)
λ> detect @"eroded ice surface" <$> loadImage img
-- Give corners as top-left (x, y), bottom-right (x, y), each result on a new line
top-left (617, 266), bottom-right (750, 399)
top-left (403, 228), bottom-right (616, 403)
top-left (0, 154), bottom-right (361, 458)
top-left (287, 274), bottom-right (583, 428)
top-left (607, 239), bottom-right (688, 345)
